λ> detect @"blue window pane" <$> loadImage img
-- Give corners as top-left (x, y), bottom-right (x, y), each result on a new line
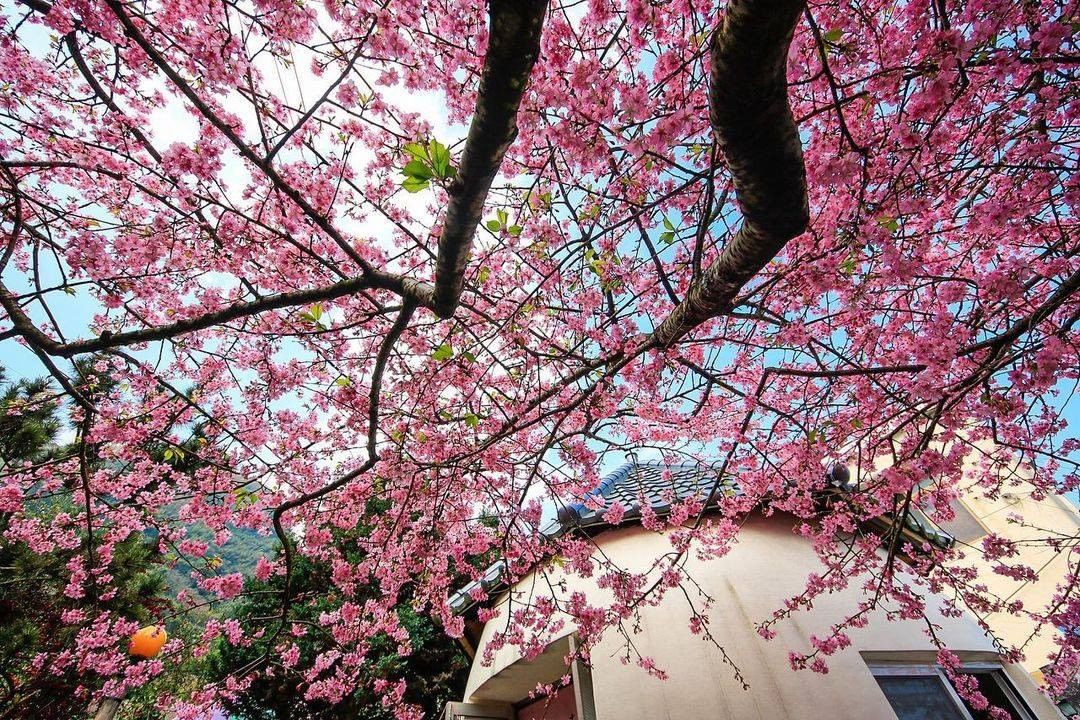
top-left (876, 676), bottom-right (968, 720)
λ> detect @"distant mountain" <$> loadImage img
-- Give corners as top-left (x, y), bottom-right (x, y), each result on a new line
top-left (146, 524), bottom-right (276, 605)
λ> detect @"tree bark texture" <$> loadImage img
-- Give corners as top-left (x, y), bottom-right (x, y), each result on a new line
top-left (431, 0), bottom-right (549, 318)
top-left (650, 0), bottom-right (809, 347)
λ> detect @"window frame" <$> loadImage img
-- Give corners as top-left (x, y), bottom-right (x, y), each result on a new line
top-left (869, 662), bottom-right (1036, 720)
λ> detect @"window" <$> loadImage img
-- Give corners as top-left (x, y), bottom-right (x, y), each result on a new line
top-left (937, 498), bottom-right (989, 544)
top-left (871, 664), bottom-right (1035, 720)
top-left (876, 673), bottom-right (969, 720)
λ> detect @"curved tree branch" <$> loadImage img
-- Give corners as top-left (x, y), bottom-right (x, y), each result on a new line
top-left (431, 0), bottom-right (549, 318)
top-left (650, 0), bottom-right (809, 347)
top-left (266, 298), bottom-right (416, 656)
top-left (0, 273), bottom-right (430, 358)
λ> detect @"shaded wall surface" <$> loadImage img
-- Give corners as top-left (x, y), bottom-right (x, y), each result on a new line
top-left (465, 516), bottom-right (1062, 720)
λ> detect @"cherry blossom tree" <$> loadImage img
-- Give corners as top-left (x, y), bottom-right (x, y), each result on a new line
top-left (0, 0), bottom-right (1076, 716)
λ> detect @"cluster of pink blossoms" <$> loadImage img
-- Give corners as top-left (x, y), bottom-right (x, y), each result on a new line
top-left (0, 0), bottom-right (1076, 714)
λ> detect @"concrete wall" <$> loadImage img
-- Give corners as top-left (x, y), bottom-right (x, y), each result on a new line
top-left (464, 516), bottom-right (1063, 719)
top-left (516, 685), bottom-right (576, 720)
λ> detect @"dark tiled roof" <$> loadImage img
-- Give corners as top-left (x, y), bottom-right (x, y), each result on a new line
top-left (548, 462), bottom-right (736, 533)
top-left (447, 461), bottom-right (953, 615)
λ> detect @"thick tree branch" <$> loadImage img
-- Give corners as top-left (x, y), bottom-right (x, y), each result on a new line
top-left (431, 0), bottom-right (549, 318)
top-left (650, 0), bottom-right (809, 347)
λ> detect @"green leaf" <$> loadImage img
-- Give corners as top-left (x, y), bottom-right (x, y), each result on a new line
top-left (461, 351), bottom-right (476, 363)
top-left (432, 343), bottom-right (453, 361)
top-left (428, 139), bottom-right (451, 177)
top-left (497, 209), bottom-right (508, 226)
top-left (823, 28), bottom-right (844, 43)
top-left (334, 376), bottom-right (352, 387)
top-left (464, 412), bottom-right (480, 429)
top-left (507, 225), bottom-right (523, 237)
top-left (402, 159), bottom-right (433, 179)
top-left (234, 488), bottom-right (258, 508)
top-left (850, 417), bottom-right (863, 429)
top-left (477, 266), bottom-right (491, 284)
top-left (876, 215), bottom-right (899, 233)
top-left (402, 176), bottom-right (430, 193)
top-left (299, 303), bottom-right (327, 327)
top-left (840, 255), bottom-right (857, 275)
top-left (403, 142), bottom-right (427, 161)
top-left (660, 231), bottom-right (675, 245)
top-left (486, 219), bottom-right (502, 232)
top-left (663, 217), bottom-right (675, 231)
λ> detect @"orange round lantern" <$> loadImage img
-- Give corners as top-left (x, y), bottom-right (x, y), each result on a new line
top-left (128, 625), bottom-right (167, 659)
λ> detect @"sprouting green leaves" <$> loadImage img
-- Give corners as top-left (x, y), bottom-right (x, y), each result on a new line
top-left (464, 412), bottom-right (480, 429)
top-left (840, 254), bottom-right (858, 275)
top-left (584, 247), bottom-right (604, 276)
top-left (402, 174), bottom-right (431, 193)
top-left (822, 27), bottom-right (844, 43)
top-left (477, 266), bottom-right (491, 284)
top-left (432, 343), bottom-right (454, 362)
top-left (876, 215), bottom-right (899, 233)
top-left (298, 302), bottom-right (328, 328)
top-left (334, 376), bottom-right (352, 388)
top-left (163, 446), bottom-right (186, 464)
top-left (233, 487), bottom-right (259, 508)
top-left (428, 140), bottom-right (452, 177)
top-left (400, 139), bottom-right (457, 193)
top-left (807, 420), bottom-right (836, 445)
top-left (660, 216), bottom-right (678, 245)
top-left (485, 208), bottom-right (522, 236)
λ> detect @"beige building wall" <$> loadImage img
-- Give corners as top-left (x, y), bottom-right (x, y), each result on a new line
top-left (946, 444), bottom-right (1080, 675)
top-left (464, 516), bottom-right (1063, 719)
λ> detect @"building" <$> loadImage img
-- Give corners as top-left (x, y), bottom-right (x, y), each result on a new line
top-left (931, 441), bottom-right (1079, 679)
top-left (443, 462), bottom-right (1069, 720)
